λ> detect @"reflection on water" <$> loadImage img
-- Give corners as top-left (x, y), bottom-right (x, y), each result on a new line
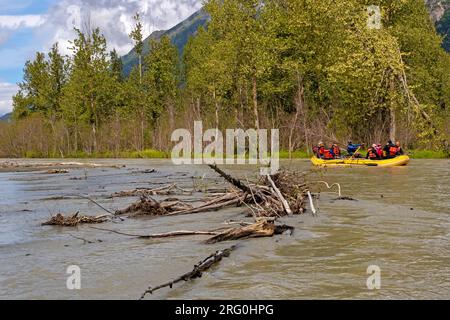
top-left (0, 159), bottom-right (449, 299)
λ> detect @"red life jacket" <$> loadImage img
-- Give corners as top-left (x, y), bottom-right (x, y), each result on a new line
top-left (324, 149), bottom-right (334, 159)
top-left (389, 146), bottom-right (398, 157)
top-left (332, 146), bottom-right (341, 157)
top-left (377, 148), bottom-right (383, 158)
top-left (368, 148), bottom-right (378, 159)
top-left (318, 147), bottom-right (325, 156)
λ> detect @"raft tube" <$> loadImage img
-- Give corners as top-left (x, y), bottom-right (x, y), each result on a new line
top-left (311, 155), bottom-right (410, 167)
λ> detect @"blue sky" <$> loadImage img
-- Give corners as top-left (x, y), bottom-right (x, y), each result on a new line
top-left (0, 0), bottom-right (202, 115)
top-left (0, 0), bottom-right (57, 83)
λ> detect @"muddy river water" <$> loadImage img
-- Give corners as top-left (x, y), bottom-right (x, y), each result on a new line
top-left (0, 159), bottom-right (449, 299)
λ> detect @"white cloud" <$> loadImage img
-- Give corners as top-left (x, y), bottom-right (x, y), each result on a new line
top-left (0, 1), bottom-right (204, 103)
top-left (0, 82), bottom-right (18, 115)
top-left (34, 0), bottom-right (203, 55)
top-left (0, 15), bottom-right (46, 29)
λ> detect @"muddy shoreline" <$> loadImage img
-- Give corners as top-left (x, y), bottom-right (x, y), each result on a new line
top-left (0, 159), bottom-right (126, 173)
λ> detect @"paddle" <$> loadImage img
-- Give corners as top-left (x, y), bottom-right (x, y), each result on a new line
top-left (350, 146), bottom-right (362, 159)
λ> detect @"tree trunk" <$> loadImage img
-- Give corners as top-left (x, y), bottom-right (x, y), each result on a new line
top-left (389, 107), bottom-right (396, 142)
top-left (252, 76), bottom-right (260, 131)
top-left (289, 72), bottom-right (304, 159)
top-left (168, 102), bottom-right (175, 135)
top-left (237, 84), bottom-right (244, 128)
top-left (213, 87), bottom-right (220, 131)
top-left (389, 79), bottom-right (396, 142)
top-left (141, 113), bottom-right (145, 151)
top-left (196, 97), bottom-right (201, 120)
top-left (139, 55), bottom-right (142, 85)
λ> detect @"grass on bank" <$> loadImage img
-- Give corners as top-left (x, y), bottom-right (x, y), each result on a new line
top-left (15, 149), bottom-right (450, 159)
top-left (407, 150), bottom-right (449, 159)
top-left (23, 149), bottom-right (170, 159)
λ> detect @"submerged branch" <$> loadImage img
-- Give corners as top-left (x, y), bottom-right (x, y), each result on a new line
top-left (140, 245), bottom-right (237, 299)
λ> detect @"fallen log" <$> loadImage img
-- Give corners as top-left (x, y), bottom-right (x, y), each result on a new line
top-left (167, 193), bottom-right (248, 216)
top-left (90, 226), bottom-right (219, 239)
top-left (204, 220), bottom-right (294, 244)
top-left (46, 169), bottom-right (69, 174)
top-left (42, 212), bottom-right (108, 226)
top-left (140, 245), bottom-right (237, 299)
top-left (110, 184), bottom-right (189, 198)
top-left (208, 164), bottom-right (265, 201)
top-left (267, 174), bottom-right (292, 215)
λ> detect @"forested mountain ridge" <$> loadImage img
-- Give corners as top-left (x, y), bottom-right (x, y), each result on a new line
top-left (428, 0), bottom-right (450, 51)
top-left (426, 0), bottom-right (449, 22)
top-left (121, 0), bottom-right (450, 73)
top-left (121, 9), bottom-right (210, 75)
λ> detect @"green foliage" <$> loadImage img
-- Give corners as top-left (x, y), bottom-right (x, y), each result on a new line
top-left (409, 149), bottom-right (449, 158)
top-left (127, 149), bottom-right (169, 158)
top-left (278, 150), bottom-right (310, 159)
top-left (61, 28), bottom-right (116, 131)
top-left (7, 0), bottom-right (450, 158)
top-left (144, 36), bottom-right (180, 123)
top-left (435, 5), bottom-right (450, 51)
top-left (110, 49), bottom-right (124, 82)
top-left (129, 13), bottom-right (144, 57)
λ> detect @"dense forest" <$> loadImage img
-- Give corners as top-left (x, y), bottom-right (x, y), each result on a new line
top-left (0, 0), bottom-right (449, 158)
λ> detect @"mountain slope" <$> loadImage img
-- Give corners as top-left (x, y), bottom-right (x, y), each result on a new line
top-left (121, 8), bottom-right (210, 75)
top-left (426, 0), bottom-right (450, 51)
top-left (426, 0), bottom-right (449, 22)
top-left (0, 112), bottom-right (11, 122)
top-left (121, 2), bottom-right (449, 75)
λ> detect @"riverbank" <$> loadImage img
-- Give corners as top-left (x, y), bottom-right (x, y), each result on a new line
top-left (3, 149), bottom-right (448, 160)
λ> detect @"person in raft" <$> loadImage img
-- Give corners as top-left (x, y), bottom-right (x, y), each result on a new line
top-left (376, 144), bottom-right (383, 158)
top-left (366, 144), bottom-right (381, 160)
top-left (312, 142), bottom-right (324, 158)
top-left (347, 141), bottom-right (363, 158)
top-left (313, 142), bottom-right (335, 160)
top-left (332, 143), bottom-right (342, 159)
top-left (395, 141), bottom-right (404, 156)
top-left (383, 140), bottom-right (405, 159)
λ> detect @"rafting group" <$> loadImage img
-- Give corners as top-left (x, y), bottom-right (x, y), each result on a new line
top-left (311, 140), bottom-right (410, 167)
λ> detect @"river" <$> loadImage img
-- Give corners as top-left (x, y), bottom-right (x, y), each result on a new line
top-left (0, 159), bottom-right (449, 299)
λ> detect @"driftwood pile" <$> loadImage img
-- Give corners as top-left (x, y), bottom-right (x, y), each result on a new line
top-left (42, 212), bottom-right (108, 226)
top-left (114, 196), bottom-right (194, 217)
top-left (41, 164), bottom-right (312, 298)
top-left (112, 164), bottom-right (309, 219)
top-left (41, 163), bottom-right (309, 243)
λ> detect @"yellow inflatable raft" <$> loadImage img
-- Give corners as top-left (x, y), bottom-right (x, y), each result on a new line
top-left (311, 155), bottom-right (410, 167)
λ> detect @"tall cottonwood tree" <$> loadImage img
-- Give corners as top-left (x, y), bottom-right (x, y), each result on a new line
top-left (144, 36), bottom-right (180, 147)
top-left (61, 28), bottom-right (115, 152)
